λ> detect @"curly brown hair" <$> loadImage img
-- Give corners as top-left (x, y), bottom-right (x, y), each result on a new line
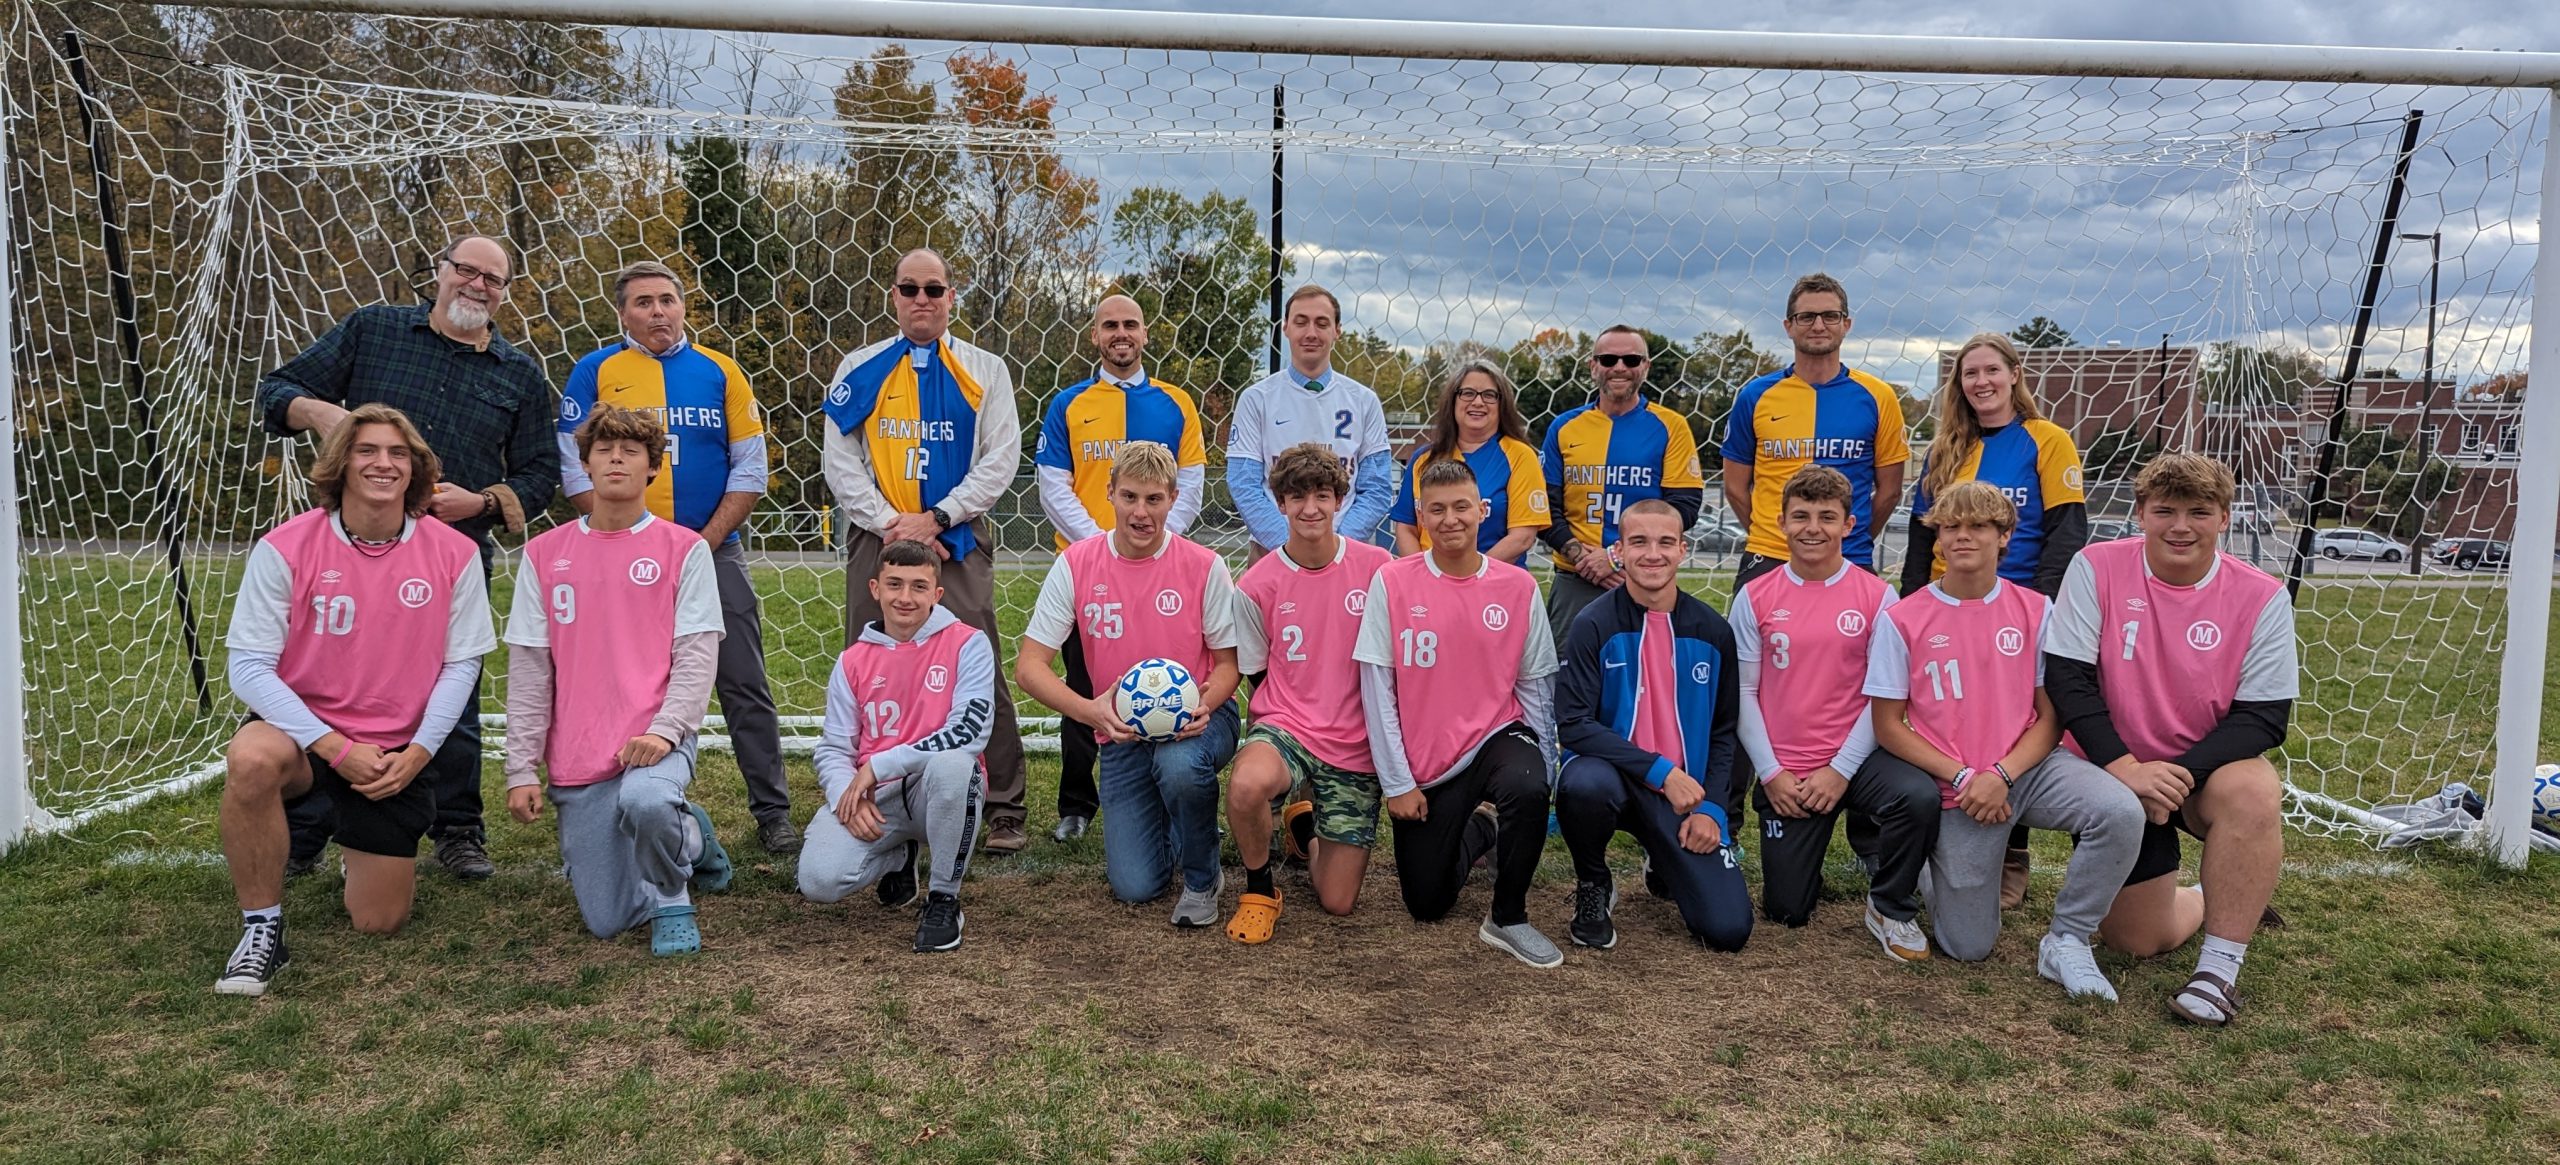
top-left (573, 403), bottom-right (668, 471)
top-left (1264, 441), bottom-right (1350, 503)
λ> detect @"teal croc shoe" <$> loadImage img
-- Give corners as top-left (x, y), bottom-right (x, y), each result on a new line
top-left (686, 803), bottom-right (733, 893)
top-left (650, 905), bottom-right (701, 957)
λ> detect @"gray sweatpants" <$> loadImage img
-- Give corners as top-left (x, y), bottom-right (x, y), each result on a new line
top-left (550, 737), bottom-right (702, 940)
top-left (1895, 750), bottom-right (2144, 962)
top-left (798, 750), bottom-right (982, 903)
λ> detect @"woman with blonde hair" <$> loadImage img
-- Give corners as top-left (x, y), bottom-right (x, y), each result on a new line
top-left (1389, 359), bottom-right (1549, 563)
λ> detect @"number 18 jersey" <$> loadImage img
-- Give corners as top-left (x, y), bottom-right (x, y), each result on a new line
top-left (1352, 553), bottom-right (1553, 786)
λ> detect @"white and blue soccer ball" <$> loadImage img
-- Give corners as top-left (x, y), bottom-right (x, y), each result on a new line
top-left (1113, 658), bottom-right (1202, 742)
top-left (2531, 764), bottom-right (2560, 828)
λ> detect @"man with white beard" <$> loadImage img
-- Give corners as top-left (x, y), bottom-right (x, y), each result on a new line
top-left (256, 232), bottom-right (561, 883)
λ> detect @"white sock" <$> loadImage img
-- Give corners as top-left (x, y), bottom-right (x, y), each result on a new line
top-left (2196, 934), bottom-right (2248, 983)
top-left (242, 905), bottom-right (282, 928)
top-left (678, 808), bottom-right (704, 866)
top-left (645, 882), bottom-right (692, 912)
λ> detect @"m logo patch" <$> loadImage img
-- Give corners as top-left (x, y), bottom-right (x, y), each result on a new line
top-left (1835, 610), bottom-right (1867, 636)
top-left (2063, 464), bottom-right (2085, 491)
top-left (629, 558), bottom-right (663, 586)
top-left (2186, 620), bottom-right (2223, 651)
top-left (1482, 604), bottom-right (1510, 631)
top-left (924, 665), bottom-right (950, 693)
top-left (562, 395), bottom-right (585, 423)
top-left (1344, 589), bottom-right (1367, 616)
top-left (1154, 589), bottom-right (1183, 617)
top-left (1691, 661), bottom-right (1713, 683)
top-left (397, 578), bottom-right (434, 609)
top-left (1995, 627), bottom-right (2025, 657)
top-left (826, 380), bottom-right (853, 407)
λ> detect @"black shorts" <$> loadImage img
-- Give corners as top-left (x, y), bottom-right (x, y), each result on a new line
top-left (2126, 815), bottom-right (2197, 886)
top-left (255, 719), bottom-right (433, 858)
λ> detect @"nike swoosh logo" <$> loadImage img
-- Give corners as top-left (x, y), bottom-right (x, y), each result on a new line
top-left (1603, 660), bottom-right (1628, 668)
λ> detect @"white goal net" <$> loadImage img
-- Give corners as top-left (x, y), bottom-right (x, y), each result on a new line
top-left (2, 0), bottom-right (2550, 844)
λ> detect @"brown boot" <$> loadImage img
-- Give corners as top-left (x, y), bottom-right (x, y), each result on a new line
top-left (1999, 846), bottom-right (2031, 910)
top-left (981, 818), bottom-right (1029, 855)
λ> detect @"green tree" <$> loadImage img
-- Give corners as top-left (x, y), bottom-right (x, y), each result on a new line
top-left (2011, 316), bottom-right (2076, 348)
top-left (827, 45), bottom-right (952, 342)
top-left (2083, 427), bottom-right (2165, 481)
top-left (1109, 187), bottom-right (1283, 400)
top-left (2338, 426), bottom-right (2457, 542)
top-left (676, 135), bottom-right (774, 337)
top-left (2202, 342), bottom-right (2328, 405)
top-left (1679, 327), bottom-right (1784, 469)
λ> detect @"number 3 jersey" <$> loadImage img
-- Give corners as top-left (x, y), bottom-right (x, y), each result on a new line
top-left (1234, 536), bottom-right (1396, 773)
top-left (2043, 538), bottom-right (2297, 763)
top-left (503, 515), bottom-right (721, 787)
top-left (1862, 579), bottom-right (2050, 804)
top-left (1729, 562), bottom-right (1897, 777)
top-left (822, 605), bottom-right (995, 802)
top-left (227, 508), bottom-right (493, 750)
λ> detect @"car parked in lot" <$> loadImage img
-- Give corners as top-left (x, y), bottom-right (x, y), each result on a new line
top-left (2430, 538), bottom-right (2511, 571)
top-left (2312, 527), bottom-right (2409, 562)
top-left (2088, 518), bottom-right (2138, 543)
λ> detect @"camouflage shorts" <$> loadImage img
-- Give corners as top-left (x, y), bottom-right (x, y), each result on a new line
top-left (1240, 723), bottom-right (1381, 850)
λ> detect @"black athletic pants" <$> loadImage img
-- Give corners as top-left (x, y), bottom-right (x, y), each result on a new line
top-left (1057, 632), bottom-right (1099, 821)
top-left (1390, 726), bottom-right (1547, 926)
top-left (1754, 755), bottom-right (1941, 926)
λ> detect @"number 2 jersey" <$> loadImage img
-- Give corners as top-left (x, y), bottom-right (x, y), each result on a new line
top-left (1862, 579), bottom-right (2049, 806)
top-left (1234, 536), bottom-right (1396, 773)
top-left (226, 508), bottom-right (493, 750)
top-left (2043, 538), bottom-right (2297, 763)
top-left (503, 515), bottom-right (722, 787)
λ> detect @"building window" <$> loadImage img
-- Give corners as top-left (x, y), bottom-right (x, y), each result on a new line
top-left (2499, 425), bottom-right (2519, 459)
top-left (2460, 422), bottom-right (2484, 453)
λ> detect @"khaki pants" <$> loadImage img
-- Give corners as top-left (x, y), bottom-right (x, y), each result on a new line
top-left (842, 523), bottom-right (1026, 826)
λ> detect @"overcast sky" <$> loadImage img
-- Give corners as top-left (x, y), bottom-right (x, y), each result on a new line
top-left (661, 2), bottom-right (2552, 391)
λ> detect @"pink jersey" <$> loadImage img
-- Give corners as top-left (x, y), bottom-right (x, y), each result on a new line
top-left (1063, 532), bottom-right (1226, 737)
top-left (2068, 539), bottom-right (2293, 762)
top-left (1363, 554), bottom-right (1543, 786)
top-left (1237, 537), bottom-right (1394, 772)
top-left (517, 517), bottom-right (707, 786)
top-left (1630, 610), bottom-right (1684, 770)
top-left (838, 618), bottom-right (984, 781)
top-left (268, 508), bottom-right (483, 748)
top-left (1866, 580), bottom-right (2049, 807)
top-left (1737, 563), bottom-right (1895, 774)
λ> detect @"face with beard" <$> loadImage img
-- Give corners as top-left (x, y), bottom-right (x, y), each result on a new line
top-left (436, 236), bottom-right (511, 337)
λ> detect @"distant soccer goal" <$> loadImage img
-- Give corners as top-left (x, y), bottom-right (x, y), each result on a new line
top-left (1, 0), bottom-right (2552, 861)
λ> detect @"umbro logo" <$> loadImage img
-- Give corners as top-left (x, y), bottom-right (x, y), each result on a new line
top-left (553, 559), bottom-right (573, 570)
top-left (1408, 605), bottom-right (1429, 619)
top-left (1277, 601), bottom-right (1298, 616)
top-left (2126, 598), bottom-right (2149, 612)
top-left (320, 569), bottom-right (342, 583)
top-left (1772, 608), bottom-right (1793, 622)
top-left (1927, 634), bottom-right (1951, 648)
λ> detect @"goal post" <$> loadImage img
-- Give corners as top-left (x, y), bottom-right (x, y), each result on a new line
top-left (3, 0), bottom-right (2556, 865)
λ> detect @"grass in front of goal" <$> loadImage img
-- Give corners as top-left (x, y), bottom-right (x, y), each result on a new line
top-left (2, 753), bottom-right (2557, 1164)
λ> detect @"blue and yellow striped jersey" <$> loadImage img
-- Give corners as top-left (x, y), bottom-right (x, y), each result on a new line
top-left (1540, 399), bottom-right (1706, 548)
top-left (1911, 418), bottom-right (2086, 583)
top-left (1389, 436), bottom-right (1550, 560)
top-left (1721, 365), bottom-right (1910, 564)
top-left (559, 338), bottom-right (765, 537)
top-left (1033, 374), bottom-right (1209, 548)
top-left (822, 339), bottom-right (986, 559)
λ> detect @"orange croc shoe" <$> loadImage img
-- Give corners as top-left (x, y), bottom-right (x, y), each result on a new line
top-left (1280, 800), bottom-right (1316, 862)
top-left (1225, 891), bottom-right (1283, 944)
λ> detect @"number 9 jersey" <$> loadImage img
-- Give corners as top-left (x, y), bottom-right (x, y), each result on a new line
top-left (503, 515), bottom-right (722, 787)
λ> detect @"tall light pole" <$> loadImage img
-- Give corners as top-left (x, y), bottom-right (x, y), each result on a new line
top-left (2399, 229), bottom-right (2440, 575)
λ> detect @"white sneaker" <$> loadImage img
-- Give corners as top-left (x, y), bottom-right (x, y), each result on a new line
top-left (1865, 902), bottom-right (1930, 962)
top-left (1477, 916), bottom-right (1565, 968)
top-left (1171, 867), bottom-right (1223, 928)
top-left (2037, 932), bottom-right (2118, 1001)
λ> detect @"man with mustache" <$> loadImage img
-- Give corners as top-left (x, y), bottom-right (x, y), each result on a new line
top-left (255, 233), bottom-right (560, 883)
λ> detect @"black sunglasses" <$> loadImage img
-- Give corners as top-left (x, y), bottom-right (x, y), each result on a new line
top-left (895, 282), bottom-right (952, 300)
top-left (1592, 353), bottom-right (1647, 368)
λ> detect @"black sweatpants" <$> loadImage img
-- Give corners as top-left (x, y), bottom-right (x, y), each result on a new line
top-left (1390, 726), bottom-right (1548, 926)
top-left (1754, 754), bottom-right (1941, 926)
top-left (1056, 631), bottom-right (1099, 821)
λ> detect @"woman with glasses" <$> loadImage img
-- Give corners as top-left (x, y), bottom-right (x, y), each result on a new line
top-left (1899, 330), bottom-right (2090, 912)
top-left (1390, 360), bottom-right (1550, 563)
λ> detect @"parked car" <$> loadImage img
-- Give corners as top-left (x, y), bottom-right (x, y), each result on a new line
top-left (2312, 528), bottom-right (2409, 562)
top-left (1688, 514), bottom-right (1749, 555)
top-left (2088, 518), bottom-right (2139, 543)
top-left (2431, 538), bottom-right (2511, 571)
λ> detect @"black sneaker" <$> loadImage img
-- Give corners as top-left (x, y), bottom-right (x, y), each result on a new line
top-left (1461, 803), bottom-right (1499, 874)
top-left (1569, 878), bottom-right (1618, 949)
top-left (213, 922), bottom-right (289, 996)
top-left (875, 841), bottom-right (920, 909)
top-left (757, 817), bottom-right (804, 856)
top-left (283, 851), bottom-right (324, 880)
top-left (1642, 855), bottom-right (1670, 900)
top-left (913, 892), bottom-right (965, 952)
top-left (433, 834), bottom-right (494, 881)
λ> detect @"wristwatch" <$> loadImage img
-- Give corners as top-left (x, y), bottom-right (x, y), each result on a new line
top-left (929, 506), bottom-right (954, 531)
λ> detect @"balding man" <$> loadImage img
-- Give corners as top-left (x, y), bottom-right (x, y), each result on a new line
top-left (1031, 294), bottom-right (1209, 840)
top-left (256, 233), bottom-right (560, 882)
top-left (823, 249), bottom-right (1030, 855)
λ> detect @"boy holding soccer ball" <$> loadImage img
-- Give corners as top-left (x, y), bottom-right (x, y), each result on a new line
top-left (1356, 458), bottom-right (1563, 966)
top-left (1018, 441), bottom-right (1243, 926)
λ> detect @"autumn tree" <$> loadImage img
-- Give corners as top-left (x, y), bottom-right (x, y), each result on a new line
top-left (942, 50), bottom-right (1100, 366)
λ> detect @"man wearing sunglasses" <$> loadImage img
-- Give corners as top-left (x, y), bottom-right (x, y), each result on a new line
top-left (1537, 324), bottom-right (1707, 647)
top-left (1720, 273), bottom-right (1910, 589)
top-left (823, 248), bottom-right (1030, 855)
top-left (255, 232), bottom-right (560, 883)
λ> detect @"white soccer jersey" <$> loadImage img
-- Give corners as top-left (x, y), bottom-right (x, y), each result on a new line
top-left (1225, 369), bottom-right (1392, 478)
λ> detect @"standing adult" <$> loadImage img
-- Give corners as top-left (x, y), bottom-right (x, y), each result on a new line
top-left (1033, 294), bottom-right (1210, 842)
top-left (822, 248), bottom-right (1029, 853)
top-left (1901, 331), bottom-right (2090, 907)
top-left (1721, 273), bottom-right (1909, 588)
top-left (1538, 325), bottom-right (1707, 645)
top-left (1224, 285), bottom-right (1396, 558)
top-left (1390, 359), bottom-right (1549, 564)
top-left (558, 260), bottom-right (798, 855)
top-left (255, 233), bottom-right (558, 882)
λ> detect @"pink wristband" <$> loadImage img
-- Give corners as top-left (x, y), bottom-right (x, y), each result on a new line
top-left (330, 738), bottom-right (356, 769)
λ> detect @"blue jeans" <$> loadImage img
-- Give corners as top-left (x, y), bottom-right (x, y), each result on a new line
top-left (1096, 702), bottom-right (1239, 902)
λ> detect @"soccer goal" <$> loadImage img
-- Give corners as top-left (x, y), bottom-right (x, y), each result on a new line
top-left (1, 0), bottom-right (2552, 863)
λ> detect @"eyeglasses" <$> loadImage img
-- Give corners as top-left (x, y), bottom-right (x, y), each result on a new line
top-left (1453, 388), bottom-right (1501, 402)
top-left (442, 258), bottom-right (511, 290)
top-left (1788, 310), bottom-right (1850, 327)
top-left (895, 282), bottom-right (953, 300)
top-left (1592, 353), bottom-right (1647, 368)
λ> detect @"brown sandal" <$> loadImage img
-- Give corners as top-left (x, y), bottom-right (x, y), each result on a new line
top-left (2169, 969), bottom-right (2242, 1026)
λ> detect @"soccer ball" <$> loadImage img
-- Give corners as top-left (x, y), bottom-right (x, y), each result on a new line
top-left (2531, 764), bottom-right (2560, 828)
top-left (1112, 658), bottom-right (1202, 743)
